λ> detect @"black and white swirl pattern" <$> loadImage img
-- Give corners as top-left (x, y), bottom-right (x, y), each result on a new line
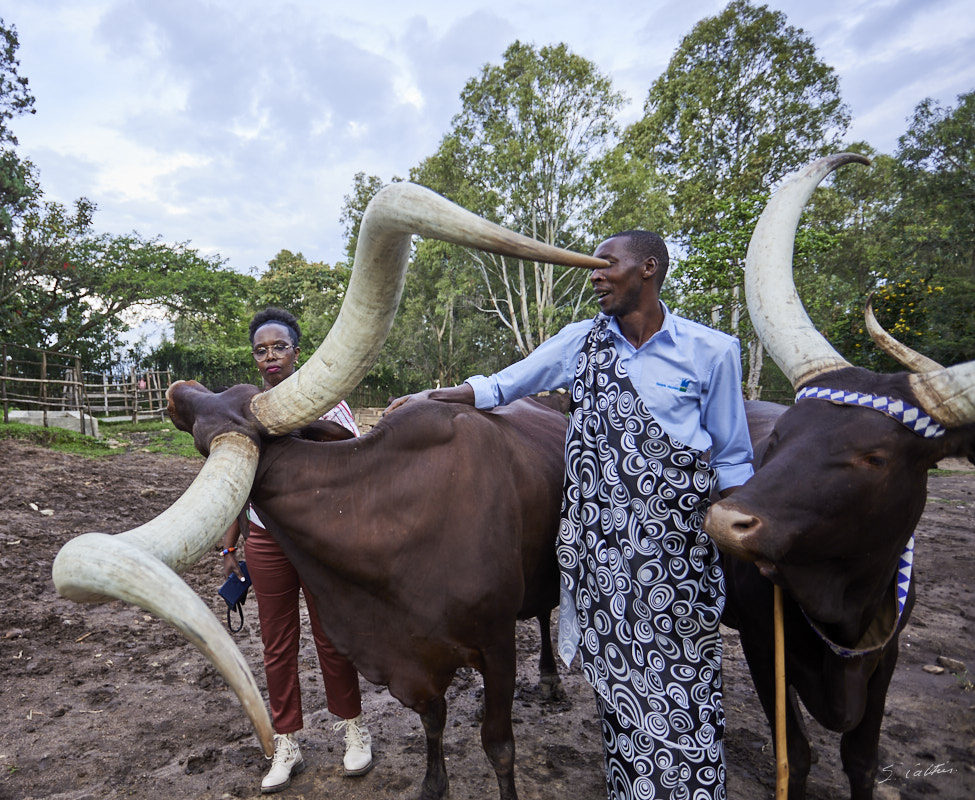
top-left (557, 315), bottom-right (726, 800)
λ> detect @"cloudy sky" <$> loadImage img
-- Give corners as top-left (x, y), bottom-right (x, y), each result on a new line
top-left (9, 0), bottom-right (975, 277)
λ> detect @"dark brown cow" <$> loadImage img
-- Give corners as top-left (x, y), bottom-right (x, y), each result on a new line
top-left (169, 381), bottom-right (565, 800)
top-left (706, 154), bottom-right (975, 800)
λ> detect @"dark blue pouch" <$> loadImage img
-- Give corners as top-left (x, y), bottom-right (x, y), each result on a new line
top-left (218, 561), bottom-right (251, 633)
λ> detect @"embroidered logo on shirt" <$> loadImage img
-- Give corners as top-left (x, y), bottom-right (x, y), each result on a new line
top-left (656, 378), bottom-right (692, 393)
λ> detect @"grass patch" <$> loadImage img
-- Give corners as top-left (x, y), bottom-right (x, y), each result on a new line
top-left (100, 420), bottom-right (201, 458)
top-left (0, 419), bottom-right (201, 459)
top-left (0, 421), bottom-right (115, 456)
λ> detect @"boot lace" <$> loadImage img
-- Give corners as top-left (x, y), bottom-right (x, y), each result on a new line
top-left (270, 733), bottom-right (299, 765)
top-left (334, 717), bottom-right (368, 750)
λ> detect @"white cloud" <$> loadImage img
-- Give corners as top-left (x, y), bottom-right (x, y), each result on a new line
top-left (9, 0), bottom-right (975, 276)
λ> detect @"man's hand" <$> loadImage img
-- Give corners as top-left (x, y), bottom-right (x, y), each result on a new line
top-left (384, 384), bottom-right (475, 416)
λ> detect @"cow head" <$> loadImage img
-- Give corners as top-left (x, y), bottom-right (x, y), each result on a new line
top-left (51, 183), bottom-right (606, 755)
top-left (706, 154), bottom-right (975, 648)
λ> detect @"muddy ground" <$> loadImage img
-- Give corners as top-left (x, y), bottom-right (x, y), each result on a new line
top-left (1, 438), bottom-right (973, 800)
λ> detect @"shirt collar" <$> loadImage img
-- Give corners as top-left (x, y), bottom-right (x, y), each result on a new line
top-left (605, 300), bottom-right (675, 351)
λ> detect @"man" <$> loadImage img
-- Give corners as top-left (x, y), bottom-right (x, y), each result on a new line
top-left (387, 231), bottom-right (753, 799)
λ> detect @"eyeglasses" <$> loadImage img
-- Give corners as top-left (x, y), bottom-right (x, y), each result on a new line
top-left (252, 343), bottom-right (294, 361)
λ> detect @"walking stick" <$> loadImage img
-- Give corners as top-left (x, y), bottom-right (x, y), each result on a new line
top-left (774, 584), bottom-right (789, 798)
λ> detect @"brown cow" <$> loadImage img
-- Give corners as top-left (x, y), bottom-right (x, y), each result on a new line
top-left (51, 182), bottom-right (606, 800)
top-left (167, 381), bottom-right (566, 800)
top-left (706, 154), bottom-right (975, 800)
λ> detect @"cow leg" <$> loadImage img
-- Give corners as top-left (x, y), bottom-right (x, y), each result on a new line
top-left (480, 639), bottom-right (519, 800)
top-left (417, 696), bottom-right (449, 800)
top-left (840, 640), bottom-right (901, 800)
top-left (536, 612), bottom-right (565, 701)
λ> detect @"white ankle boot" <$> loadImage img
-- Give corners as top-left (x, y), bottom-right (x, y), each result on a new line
top-left (333, 714), bottom-right (373, 775)
top-left (262, 732), bottom-right (305, 793)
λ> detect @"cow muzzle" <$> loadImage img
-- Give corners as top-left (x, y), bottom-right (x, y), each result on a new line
top-left (704, 502), bottom-right (768, 562)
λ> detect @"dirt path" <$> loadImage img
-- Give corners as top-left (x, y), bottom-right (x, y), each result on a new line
top-left (1, 441), bottom-right (972, 799)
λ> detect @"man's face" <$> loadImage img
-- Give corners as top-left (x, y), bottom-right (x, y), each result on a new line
top-left (590, 237), bottom-right (654, 318)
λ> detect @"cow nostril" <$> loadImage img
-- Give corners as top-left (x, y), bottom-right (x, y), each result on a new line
top-left (731, 515), bottom-right (761, 535)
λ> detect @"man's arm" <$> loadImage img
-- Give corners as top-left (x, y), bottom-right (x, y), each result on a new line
top-left (384, 384), bottom-right (475, 416)
top-left (702, 341), bottom-right (754, 493)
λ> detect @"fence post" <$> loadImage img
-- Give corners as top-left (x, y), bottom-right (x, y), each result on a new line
top-left (41, 351), bottom-right (48, 427)
top-left (1, 343), bottom-right (7, 424)
top-left (74, 357), bottom-right (87, 436)
top-left (130, 367), bottom-right (138, 424)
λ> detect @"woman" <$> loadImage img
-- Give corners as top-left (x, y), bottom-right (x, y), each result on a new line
top-left (221, 307), bottom-right (373, 794)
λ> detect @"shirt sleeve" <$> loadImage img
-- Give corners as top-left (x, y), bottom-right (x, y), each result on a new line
top-left (701, 339), bottom-right (754, 492)
top-left (465, 323), bottom-right (587, 409)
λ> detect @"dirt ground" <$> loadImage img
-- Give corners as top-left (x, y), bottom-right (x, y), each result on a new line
top-left (1, 438), bottom-right (973, 800)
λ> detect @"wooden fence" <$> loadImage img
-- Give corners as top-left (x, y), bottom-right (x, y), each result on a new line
top-left (1, 343), bottom-right (397, 437)
top-left (1, 343), bottom-right (173, 433)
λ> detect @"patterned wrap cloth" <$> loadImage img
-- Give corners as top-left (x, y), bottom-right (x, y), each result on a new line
top-left (558, 315), bottom-right (727, 800)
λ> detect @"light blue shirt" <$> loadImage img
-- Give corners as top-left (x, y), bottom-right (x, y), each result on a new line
top-left (466, 304), bottom-right (754, 492)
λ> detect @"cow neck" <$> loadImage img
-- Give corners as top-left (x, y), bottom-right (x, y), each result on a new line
top-left (801, 535), bottom-right (914, 658)
top-left (792, 385), bottom-right (928, 658)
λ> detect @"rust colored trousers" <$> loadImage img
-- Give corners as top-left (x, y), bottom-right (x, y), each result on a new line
top-left (245, 521), bottom-right (362, 733)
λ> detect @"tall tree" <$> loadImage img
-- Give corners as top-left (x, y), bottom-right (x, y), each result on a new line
top-left (0, 18), bottom-right (34, 147)
top-left (894, 91), bottom-right (975, 280)
top-left (0, 18), bottom-right (37, 249)
top-left (413, 41), bottom-right (627, 357)
top-left (869, 92), bottom-right (975, 367)
top-left (628, 0), bottom-right (849, 237)
top-left (623, 0), bottom-right (850, 396)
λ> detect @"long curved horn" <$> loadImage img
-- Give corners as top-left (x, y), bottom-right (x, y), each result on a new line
top-left (864, 294), bottom-right (944, 373)
top-left (908, 362), bottom-right (975, 427)
top-left (746, 153), bottom-right (869, 388)
top-left (52, 433), bottom-right (274, 753)
top-left (252, 182), bottom-right (607, 432)
top-left (52, 182), bottom-right (606, 756)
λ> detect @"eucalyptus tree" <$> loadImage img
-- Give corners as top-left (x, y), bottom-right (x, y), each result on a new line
top-left (412, 41), bottom-right (626, 357)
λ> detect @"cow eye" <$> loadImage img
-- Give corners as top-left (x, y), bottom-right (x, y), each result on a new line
top-left (862, 453), bottom-right (888, 468)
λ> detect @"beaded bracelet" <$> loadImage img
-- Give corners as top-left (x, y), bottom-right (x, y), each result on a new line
top-left (220, 547), bottom-right (237, 556)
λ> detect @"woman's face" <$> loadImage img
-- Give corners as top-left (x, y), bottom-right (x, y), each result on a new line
top-left (252, 322), bottom-right (299, 389)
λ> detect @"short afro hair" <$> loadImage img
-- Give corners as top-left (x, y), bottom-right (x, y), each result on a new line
top-left (608, 230), bottom-right (670, 289)
top-left (249, 307), bottom-right (301, 346)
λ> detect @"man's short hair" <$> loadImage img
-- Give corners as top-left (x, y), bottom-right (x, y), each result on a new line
top-left (609, 230), bottom-right (669, 288)
top-left (249, 307), bottom-right (301, 346)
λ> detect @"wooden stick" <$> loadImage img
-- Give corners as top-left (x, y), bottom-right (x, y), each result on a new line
top-left (774, 583), bottom-right (789, 797)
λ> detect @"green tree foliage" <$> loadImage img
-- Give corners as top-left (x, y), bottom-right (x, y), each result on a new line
top-left (671, 193), bottom-right (838, 398)
top-left (412, 41), bottom-right (625, 357)
top-left (865, 92), bottom-right (975, 368)
top-left (626, 0), bottom-right (849, 239)
top-left (0, 18), bottom-right (34, 147)
top-left (894, 91), bottom-right (974, 279)
top-left (617, 0), bottom-right (850, 398)
top-left (0, 19), bottom-right (37, 260)
top-left (339, 172), bottom-right (387, 267)
top-left (6, 194), bottom-right (249, 369)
